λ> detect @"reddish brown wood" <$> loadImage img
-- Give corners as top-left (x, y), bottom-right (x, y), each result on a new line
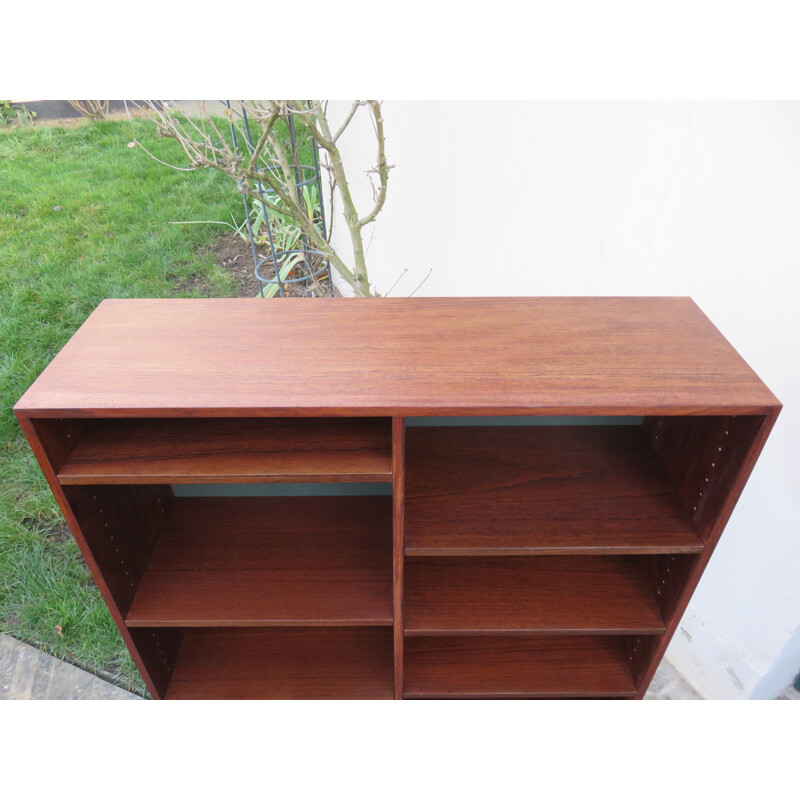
top-left (14, 298), bottom-right (781, 700)
top-left (404, 635), bottom-right (636, 698)
top-left (58, 417), bottom-right (392, 484)
top-left (405, 556), bottom-right (665, 635)
top-left (392, 417), bottom-right (405, 699)
top-left (406, 426), bottom-right (703, 556)
top-left (645, 414), bottom-right (766, 541)
top-left (16, 417), bottom-right (166, 698)
top-left (166, 628), bottom-right (394, 699)
top-left (14, 298), bottom-right (779, 418)
top-left (27, 418), bottom-right (84, 473)
top-left (129, 628), bottom-right (185, 698)
top-left (64, 484), bottom-right (172, 616)
top-left (126, 496), bottom-right (392, 627)
top-left (631, 410), bottom-right (780, 696)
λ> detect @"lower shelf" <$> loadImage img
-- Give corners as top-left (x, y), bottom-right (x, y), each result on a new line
top-left (166, 627), bottom-right (394, 699)
top-left (404, 635), bottom-right (637, 698)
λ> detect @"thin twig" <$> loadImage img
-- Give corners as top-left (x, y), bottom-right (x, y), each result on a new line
top-left (383, 268), bottom-right (407, 297)
top-left (408, 268), bottom-right (433, 297)
top-left (132, 139), bottom-right (200, 171)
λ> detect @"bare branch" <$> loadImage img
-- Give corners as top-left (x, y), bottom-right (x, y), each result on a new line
top-left (333, 101), bottom-right (363, 143)
top-left (357, 101), bottom-right (392, 230)
top-left (248, 110), bottom-right (281, 171)
top-left (138, 99), bottom-right (390, 297)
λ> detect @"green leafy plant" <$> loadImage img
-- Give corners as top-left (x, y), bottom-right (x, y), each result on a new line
top-left (1, 100), bottom-right (36, 127)
top-left (242, 183), bottom-right (326, 295)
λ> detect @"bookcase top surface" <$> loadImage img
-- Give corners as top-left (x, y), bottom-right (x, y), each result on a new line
top-left (15, 297), bottom-right (780, 417)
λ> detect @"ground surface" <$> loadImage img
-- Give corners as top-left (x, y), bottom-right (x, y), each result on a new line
top-left (0, 633), bottom-right (140, 700)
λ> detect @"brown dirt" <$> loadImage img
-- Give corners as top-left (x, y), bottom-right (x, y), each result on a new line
top-left (198, 231), bottom-right (339, 298)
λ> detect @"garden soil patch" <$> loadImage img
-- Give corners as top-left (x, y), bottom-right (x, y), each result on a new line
top-left (197, 232), bottom-right (339, 298)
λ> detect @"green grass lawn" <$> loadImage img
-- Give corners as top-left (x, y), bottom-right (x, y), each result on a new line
top-left (0, 117), bottom-right (243, 694)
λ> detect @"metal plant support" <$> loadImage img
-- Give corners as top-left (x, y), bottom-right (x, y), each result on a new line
top-left (226, 101), bottom-right (333, 297)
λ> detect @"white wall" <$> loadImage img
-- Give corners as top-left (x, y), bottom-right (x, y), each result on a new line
top-left (326, 101), bottom-right (800, 698)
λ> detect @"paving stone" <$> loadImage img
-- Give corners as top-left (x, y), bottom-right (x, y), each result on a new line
top-left (0, 634), bottom-right (141, 701)
top-left (645, 659), bottom-right (702, 700)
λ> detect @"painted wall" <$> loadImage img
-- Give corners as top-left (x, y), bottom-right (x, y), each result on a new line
top-left (325, 101), bottom-right (800, 698)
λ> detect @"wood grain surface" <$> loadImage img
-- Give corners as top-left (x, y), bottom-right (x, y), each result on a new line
top-left (167, 627), bottom-right (394, 699)
top-left (126, 497), bottom-right (392, 627)
top-left (14, 297), bottom-right (780, 417)
top-left (405, 425), bottom-right (704, 555)
top-left (58, 417), bottom-right (392, 484)
top-left (404, 635), bottom-right (637, 698)
top-left (405, 556), bottom-right (665, 635)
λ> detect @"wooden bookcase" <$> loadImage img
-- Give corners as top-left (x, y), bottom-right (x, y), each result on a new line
top-left (15, 298), bottom-right (780, 699)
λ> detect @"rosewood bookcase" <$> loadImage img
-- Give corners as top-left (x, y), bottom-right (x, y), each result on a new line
top-left (15, 297), bottom-right (780, 699)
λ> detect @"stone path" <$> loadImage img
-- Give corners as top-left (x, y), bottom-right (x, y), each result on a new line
top-left (644, 659), bottom-right (702, 699)
top-left (0, 634), bottom-right (140, 700)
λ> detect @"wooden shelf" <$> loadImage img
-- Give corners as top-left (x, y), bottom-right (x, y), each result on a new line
top-left (406, 426), bottom-right (703, 556)
top-left (58, 418), bottom-right (392, 484)
top-left (167, 628), bottom-right (394, 699)
top-left (126, 496), bottom-right (392, 627)
top-left (405, 556), bottom-right (665, 635)
top-left (404, 635), bottom-right (637, 698)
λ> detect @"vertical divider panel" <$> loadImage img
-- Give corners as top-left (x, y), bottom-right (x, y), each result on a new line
top-left (392, 417), bottom-right (406, 700)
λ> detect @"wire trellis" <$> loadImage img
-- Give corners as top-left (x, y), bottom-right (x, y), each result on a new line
top-left (225, 101), bottom-right (333, 297)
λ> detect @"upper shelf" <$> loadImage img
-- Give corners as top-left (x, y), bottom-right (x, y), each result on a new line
top-left (57, 417), bottom-right (392, 484)
top-left (405, 425), bottom-right (703, 555)
top-left (14, 298), bottom-right (780, 417)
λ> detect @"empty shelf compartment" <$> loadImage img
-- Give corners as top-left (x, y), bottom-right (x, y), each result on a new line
top-left (405, 425), bottom-right (702, 555)
top-left (404, 635), bottom-right (637, 698)
top-left (58, 417), bottom-right (393, 484)
top-left (167, 627), bottom-right (394, 699)
top-left (404, 556), bottom-right (665, 635)
top-left (126, 496), bottom-right (393, 627)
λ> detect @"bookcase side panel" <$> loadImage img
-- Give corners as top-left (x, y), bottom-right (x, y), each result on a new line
top-left (634, 411), bottom-right (779, 696)
top-left (17, 416), bottom-right (170, 698)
